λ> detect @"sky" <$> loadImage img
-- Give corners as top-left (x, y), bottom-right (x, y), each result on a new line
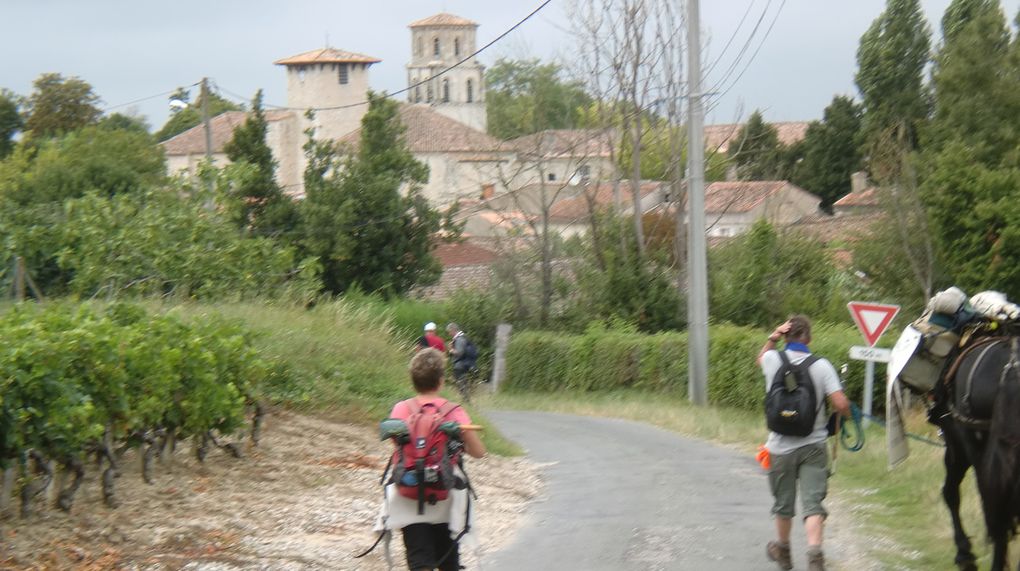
top-left (3, 0), bottom-right (1019, 132)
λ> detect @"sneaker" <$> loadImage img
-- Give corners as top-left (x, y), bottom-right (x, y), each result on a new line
top-left (766, 541), bottom-right (793, 570)
top-left (807, 548), bottom-right (826, 571)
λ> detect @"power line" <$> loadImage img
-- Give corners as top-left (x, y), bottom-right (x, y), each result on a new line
top-left (702, 0), bottom-right (758, 79)
top-left (707, 0), bottom-right (787, 114)
top-left (218, 0), bottom-right (554, 113)
top-left (103, 83), bottom-right (200, 112)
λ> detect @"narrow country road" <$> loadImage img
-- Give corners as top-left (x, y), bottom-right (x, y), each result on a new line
top-left (484, 411), bottom-right (801, 571)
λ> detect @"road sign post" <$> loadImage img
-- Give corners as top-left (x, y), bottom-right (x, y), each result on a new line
top-left (847, 302), bottom-right (900, 425)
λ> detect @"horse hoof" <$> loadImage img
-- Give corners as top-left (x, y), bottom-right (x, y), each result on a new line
top-left (956, 560), bottom-right (977, 571)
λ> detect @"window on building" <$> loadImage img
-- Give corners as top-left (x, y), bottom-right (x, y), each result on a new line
top-left (454, 37), bottom-right (460, 56)
top-left (416, 36), bottom-right (423, 56)
top-left (433, 37), bottom-right (440, 56)
top-left (415, 86), bottom-right (421, 103)
top-left (427, 83), bottom-right (433, 103)
top-left (466, 79), bottom-right (474, 103)
top-left (547, 173), bottom-right (557, 182)
top-left (442, 79), bottom-right (450, 102)
top-left (338, 64), bottom-right (349, 85)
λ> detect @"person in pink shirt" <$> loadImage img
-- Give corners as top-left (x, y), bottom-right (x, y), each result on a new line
top-left (387, 348), bottom-right (484, 571)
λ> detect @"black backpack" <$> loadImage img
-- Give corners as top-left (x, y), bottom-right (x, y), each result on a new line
top-left (765, 351), bottom-right (821, 437)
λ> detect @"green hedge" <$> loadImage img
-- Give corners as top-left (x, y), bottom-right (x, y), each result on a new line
top-left (504, 323), bottom-right (885, 412)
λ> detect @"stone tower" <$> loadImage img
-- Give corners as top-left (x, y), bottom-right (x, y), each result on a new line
top-left (274, 47), bottom-right (380, 142)
top-left (406, 13), bottom-right (487, 132)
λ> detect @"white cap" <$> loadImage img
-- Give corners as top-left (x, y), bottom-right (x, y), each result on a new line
top-left (424, 322), bottom-right (437, 331)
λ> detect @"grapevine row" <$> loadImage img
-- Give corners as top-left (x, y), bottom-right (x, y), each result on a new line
top-left (0, 302), bottom-right (271, 516)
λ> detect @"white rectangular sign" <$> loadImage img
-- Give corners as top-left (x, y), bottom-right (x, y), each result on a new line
top-left (849, 345), bottom-right (891, 363)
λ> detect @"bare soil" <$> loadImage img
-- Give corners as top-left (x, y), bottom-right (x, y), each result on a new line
top-left (0, 411), bottom-right (541, 570)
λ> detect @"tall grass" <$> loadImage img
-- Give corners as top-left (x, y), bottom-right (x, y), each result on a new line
top-left (487, 391), bottom-right (1014, 570)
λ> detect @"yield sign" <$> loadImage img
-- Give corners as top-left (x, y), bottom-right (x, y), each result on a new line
top-left (847, 302), bottom-right (900, 347)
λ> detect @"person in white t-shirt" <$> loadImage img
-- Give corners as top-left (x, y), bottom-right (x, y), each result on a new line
top-left (755, 315), bottom-right (850, 571)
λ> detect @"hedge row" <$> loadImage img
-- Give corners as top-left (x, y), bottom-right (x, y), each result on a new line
top-left (504, 323), bottom-right (884, 411)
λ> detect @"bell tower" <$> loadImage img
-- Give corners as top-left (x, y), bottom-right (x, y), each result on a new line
top-left (406, 13), bottom-right (487, 132)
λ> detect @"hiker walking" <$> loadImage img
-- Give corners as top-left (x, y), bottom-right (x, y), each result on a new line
top-left (420, 322), bottom-right (446, 352)
top-left (372, 348), bottom-right (486, 571)
top-left (756, 315), bottom-right (850, 571)
top-left (445, 323), bottom-right (477, 400)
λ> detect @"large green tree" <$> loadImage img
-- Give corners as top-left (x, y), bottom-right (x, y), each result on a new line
top-left (486, 58), bottom-right (592, 140)
top-left (926, 0), bottom-right (1016, 164)
top-left (155, 88), bottom-right (242, 142)
top-left (22, 73), bottom-right (102, 139)
top-left (302, 94), bottom-right (447, 296)
top-left (855, 0), bottom-right (931, 154)
top-left (222, 90), bottom-right (298, 236)
top-left (0, 89), bottom-right (21, 158)
top-left (729, 111), bottom-right (785, 180)
top-left (792, 96), bottom-right (863, 210)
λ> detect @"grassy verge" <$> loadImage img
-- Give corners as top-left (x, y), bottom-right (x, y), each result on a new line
top-left (486, 390), bottom-right (1007, 570)
top-left (151, 300), bottom-right (520, 457)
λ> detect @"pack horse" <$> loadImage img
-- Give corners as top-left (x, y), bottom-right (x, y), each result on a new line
top-left (893, 289), bottom-right (1020, 571)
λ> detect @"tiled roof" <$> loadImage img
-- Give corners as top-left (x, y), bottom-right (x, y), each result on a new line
top-left (340, 104), bottom-right (504, 153)
top-left (703, 121), bottom-right (810, 153)
top-left (161, 110), bottom-right (293, 155)
top-left (409, 13), bottom-right (478, 28)
top-left (509, 129), bottom-right (614, 159)
top-left (788, 212), bottom-right (885, 244)
top-left (546, 181), bottom-right (665, 222)
top-left (703, 180), bottom-right (790, 213)
top-left (432, 241), bottom-right (498, 267)
top-left (833, 187), bottom-right (880, 208)
top-left (274, 48), bottom-right (381, 66)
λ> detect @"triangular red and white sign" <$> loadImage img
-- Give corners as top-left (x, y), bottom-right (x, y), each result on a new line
top-left (847, 302), bottom-right (900, 347)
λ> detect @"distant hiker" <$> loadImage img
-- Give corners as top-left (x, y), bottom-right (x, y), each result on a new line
top-left (373, 348), bottom-right (485, 571)
top-left (422, 322), bottom-right (446, 352)
top-left (445, 323), bottom-right (478, 400)
top-left (757, 315), bottom-right (850, 571)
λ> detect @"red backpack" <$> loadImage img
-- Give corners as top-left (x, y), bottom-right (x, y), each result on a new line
top-left (385, 399), bottom-right (464, 514)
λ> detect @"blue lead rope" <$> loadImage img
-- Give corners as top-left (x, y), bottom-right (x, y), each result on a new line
top-left (839, 402), bottom-right (866, 452)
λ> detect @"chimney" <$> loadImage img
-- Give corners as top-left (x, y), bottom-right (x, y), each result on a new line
top-left (851, 171), bottom-right (869, 194)
top-left (481, 183), bottom-right (495, 200)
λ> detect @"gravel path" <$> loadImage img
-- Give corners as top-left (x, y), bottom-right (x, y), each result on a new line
top-left (484, 411), bottom-right (868, 571)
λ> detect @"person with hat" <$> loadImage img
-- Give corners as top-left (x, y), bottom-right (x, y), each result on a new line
top-left (422, 322), bottom-right (446, 352)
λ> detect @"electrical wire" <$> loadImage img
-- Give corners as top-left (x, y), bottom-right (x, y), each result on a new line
top-left (103, 82), bottom-right (200, 112)
top-left (707, 0), bottom-right (788, 114)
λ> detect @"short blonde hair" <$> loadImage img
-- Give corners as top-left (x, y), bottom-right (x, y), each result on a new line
top-left (410, 348), bottom-right (445, 392)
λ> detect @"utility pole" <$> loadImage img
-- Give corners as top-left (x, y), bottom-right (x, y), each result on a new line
top-left (200, 77), bottom-right (215, 200)
top-left (686, 0), bottom-right (709, 406)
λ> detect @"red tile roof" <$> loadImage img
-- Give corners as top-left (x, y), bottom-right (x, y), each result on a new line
top-left (703, 180), bottom-right (790, 213)
top-left (409, 13), bottom-right (478, 28)
top-left (433, 241), bottom-right (498, 267)
top-left (340, 104), bottom-right (505, 153)
top-left (546, 181), bottom-right (664, 222)
top-left (833, 187), bottom-right (880, 208)
top-left (274, 48), bottom-right (381, 66)
top-left (509, 129), bottom-right (614, 159)
top-left (703, 121), bottom-right (810, 154)
top-left (788, 212), bottom-right (885, 243)
top-left (160, 110), bottom-right (293, 155)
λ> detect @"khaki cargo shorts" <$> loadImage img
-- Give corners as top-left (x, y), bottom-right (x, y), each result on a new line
top-left (768, 441), bottom-right (829, 519)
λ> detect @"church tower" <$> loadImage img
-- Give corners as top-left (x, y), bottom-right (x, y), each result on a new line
top-left (406, 13), bottom-right (487, 132)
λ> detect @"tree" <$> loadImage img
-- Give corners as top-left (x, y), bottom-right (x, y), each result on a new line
top-left (729, 111), bottom-right (784, 180)
top-left (926, 0), bottom-right (1016, 164)
top-left (855, 0), bottom-right (931, 154)
top-left (301, 94), bottom-right (448, 296)
top-left (154, 89), bottom-right (241, 142)
top-left (97, 112), bottom-right (150, 134)
top-left (485, 59), bottom-right (592, 140)
top-left (222, 90), bottom-right (298, 236)
top-left (791, 96), bottom-right (863, 210)
top-left (22, 73), bottom-right (102, 138)
top-left (0, 89), bottom-right (22, 158)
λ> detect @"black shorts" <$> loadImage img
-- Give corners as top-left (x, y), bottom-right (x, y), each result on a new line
top-left (402, 522), bottom-right (459, 571)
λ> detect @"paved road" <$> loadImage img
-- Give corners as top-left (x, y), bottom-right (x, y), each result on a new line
top-left (484, 411), bottom-right (785, 571)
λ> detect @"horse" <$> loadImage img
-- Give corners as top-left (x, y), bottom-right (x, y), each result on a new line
top-left (933, 335), bottom-right (1020, 571)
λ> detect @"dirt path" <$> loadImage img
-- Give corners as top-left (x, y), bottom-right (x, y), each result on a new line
top-left (0, 411), bottom-right (541, 570)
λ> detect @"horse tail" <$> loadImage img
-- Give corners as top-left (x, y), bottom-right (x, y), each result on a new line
top-left (982, 338), bottom-right (1020, 539)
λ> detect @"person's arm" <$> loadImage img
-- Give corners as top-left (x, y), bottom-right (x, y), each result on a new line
top-left (756, 321), bottom-right (791, 366)
top-left (828, 390), bottom-right (851, 419)
top-left (461, 429), bottom-right (486, 459)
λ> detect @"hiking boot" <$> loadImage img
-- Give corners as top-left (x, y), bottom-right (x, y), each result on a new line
top-left (806, 547), bottom-right (826, 571)
top-left (766, 541), bottom-right (793, 570)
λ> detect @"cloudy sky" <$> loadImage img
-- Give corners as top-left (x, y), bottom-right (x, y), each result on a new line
top-left (3, 0), bottom-right (1018, 132)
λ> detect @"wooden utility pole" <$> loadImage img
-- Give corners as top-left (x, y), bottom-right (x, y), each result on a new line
top-left (686, 0), bottom-right (709, 406)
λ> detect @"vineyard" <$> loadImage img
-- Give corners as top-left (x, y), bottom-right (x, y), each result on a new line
top-left (0, 302), bottom-right (271, 518)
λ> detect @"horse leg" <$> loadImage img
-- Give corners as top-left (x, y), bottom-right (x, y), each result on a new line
top-left (944, 441), bottom-right (978, 571)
